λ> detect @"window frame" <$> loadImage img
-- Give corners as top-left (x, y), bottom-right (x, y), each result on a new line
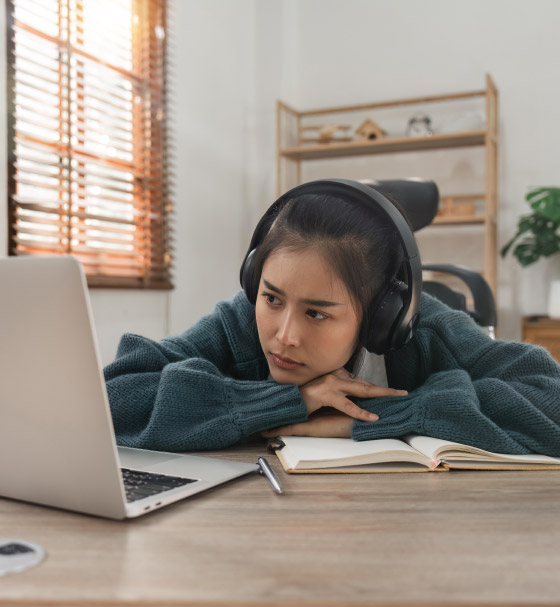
top-left (5, 0), bottom-right (173, 289)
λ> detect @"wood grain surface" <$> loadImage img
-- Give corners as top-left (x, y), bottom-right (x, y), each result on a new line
top-left (1, 440), bottom-right (559, 607)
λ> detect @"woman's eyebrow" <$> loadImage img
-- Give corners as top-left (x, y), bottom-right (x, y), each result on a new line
top-left (262, 278), bottom-right (341, 307)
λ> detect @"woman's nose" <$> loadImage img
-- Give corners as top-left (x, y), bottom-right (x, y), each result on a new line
top-left (276, 311), bottom-right (301, 347)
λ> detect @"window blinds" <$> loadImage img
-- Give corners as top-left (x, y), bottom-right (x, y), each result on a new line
top-left (6, 0), bottom-right (173, 288)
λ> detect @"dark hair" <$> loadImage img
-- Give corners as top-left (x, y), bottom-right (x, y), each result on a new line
top-left (253, 193), bottom-right (404, 344)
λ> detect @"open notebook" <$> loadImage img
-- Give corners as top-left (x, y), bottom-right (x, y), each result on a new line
top-left (269, 435), bottom-right (560, 473)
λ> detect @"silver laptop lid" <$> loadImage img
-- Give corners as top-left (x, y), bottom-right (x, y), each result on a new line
top-left (0, 256), bottom-right (127, 518)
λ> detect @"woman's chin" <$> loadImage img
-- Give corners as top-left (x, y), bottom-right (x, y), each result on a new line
top-left (269, 366), bottom-right (317, 386)
top-left (270, 372), bottom-right (305, 386)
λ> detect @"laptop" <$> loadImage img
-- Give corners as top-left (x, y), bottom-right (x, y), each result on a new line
top-left (0, 256), bottom-right (258, 519)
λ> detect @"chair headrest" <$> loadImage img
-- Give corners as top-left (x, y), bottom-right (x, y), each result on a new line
top-left (359, 179), bottom-right (439, 232)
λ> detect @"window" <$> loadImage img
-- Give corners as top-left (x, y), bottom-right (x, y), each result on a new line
top-left (6, 0), bottom-right (172, 288)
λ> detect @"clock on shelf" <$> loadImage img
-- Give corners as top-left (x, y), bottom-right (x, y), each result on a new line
top-left (406, 113), bottom-right (433, 137)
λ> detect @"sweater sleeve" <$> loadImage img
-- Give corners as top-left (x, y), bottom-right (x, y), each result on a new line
top-left (103, 291), bottom-right (307, 451)
top-left (352, 294), bottom-right (560, 456)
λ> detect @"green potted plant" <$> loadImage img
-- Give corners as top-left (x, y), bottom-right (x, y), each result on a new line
top-left (501, 187), bottom-right (560, 316)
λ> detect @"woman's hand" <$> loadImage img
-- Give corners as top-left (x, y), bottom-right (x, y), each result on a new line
top-left (299, 368), bottom-right (407, 423)
top-left (261, 369), bottom-right (407, 439)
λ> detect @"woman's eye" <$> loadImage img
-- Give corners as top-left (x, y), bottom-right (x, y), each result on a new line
top-left (262, 292), bottom-right (280, 305)
top-left (307, 309), bottom-right (328, 320)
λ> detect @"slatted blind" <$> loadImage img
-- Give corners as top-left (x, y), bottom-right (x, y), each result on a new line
top-left (6, 0), bottom-right (173, 288)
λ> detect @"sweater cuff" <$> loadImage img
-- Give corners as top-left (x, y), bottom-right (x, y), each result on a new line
top-left (351, 395), bottom-right (425, 441)
top-left (225, 379), bottom-right (308, 437)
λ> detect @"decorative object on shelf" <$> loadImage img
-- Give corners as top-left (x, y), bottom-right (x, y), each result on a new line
top-left (501, 187), bottom-right (560, 318)
top-left (355, 119), bottom-right (386, 141)
top-left (406, 113), bottom-right (433, 137)
top-left (438, 196), bottom-right (474, 219)
top-left (435, 194), bottom-right (484, 222)
top-left (299, 124), bottom-right (353, 144)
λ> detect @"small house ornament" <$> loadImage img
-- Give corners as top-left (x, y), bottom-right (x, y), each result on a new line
top-left (355, 119), bottom-right (386, 141)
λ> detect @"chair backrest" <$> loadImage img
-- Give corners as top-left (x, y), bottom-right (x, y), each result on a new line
top-left (360, 178), bottom-right (497, 333)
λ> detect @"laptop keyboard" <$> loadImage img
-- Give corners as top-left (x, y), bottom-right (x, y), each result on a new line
top-left (121, 468), bottom-right (197, 503)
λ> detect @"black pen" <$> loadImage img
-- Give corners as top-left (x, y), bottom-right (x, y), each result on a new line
top-left (257, 457), bottom-right (283, 494)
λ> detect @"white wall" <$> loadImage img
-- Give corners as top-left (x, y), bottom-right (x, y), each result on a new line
top-left (278, 0), bottom-right (560, 340)
top-left (1, 0), bottom-right (558, 362)
top-left (167, 0), bottom-right (302, 337)
top-left (167, 0), bottom-right (255, 336)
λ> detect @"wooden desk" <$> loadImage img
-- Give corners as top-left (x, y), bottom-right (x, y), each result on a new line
top-left (523, 315), bottom-right (560, 363)
top-left (1, 441), bottom-right (560, 607)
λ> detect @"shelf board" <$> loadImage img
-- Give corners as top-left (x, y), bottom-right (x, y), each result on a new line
top-left (280, 130), bottom-right (487, 160)
top-left (432, 215), bottom-right (487, 226)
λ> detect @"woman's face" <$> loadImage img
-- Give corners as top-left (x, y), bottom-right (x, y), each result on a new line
top-left (255, 247), bottom-right (361, 386)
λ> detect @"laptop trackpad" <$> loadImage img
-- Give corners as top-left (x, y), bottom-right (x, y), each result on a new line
top-left (117, 446), bottom-right (184, 469)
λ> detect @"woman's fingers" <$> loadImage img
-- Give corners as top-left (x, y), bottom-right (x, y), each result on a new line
top-left (333, 394), bottom-right (379, 421)
top-left (329, 369), bottom-right (408, 397)
top-left (340, 379), bottom-right (408, 399)
top-left (333, 382), bottom-right (407, 421)
top-left (299, 370), bottom-right (408, 422)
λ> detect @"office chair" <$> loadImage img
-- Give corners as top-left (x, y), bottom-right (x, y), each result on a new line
top-left (360, 178), bottom-right (497, 338)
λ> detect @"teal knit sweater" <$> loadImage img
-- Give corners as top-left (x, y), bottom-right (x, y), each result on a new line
top-left (104, 291), bottom-right (560, 456)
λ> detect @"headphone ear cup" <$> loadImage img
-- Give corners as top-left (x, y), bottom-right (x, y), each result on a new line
top-left (240, 248), bottom-right (258, 304)
top-left (363, 279), bottom-right (408, 355)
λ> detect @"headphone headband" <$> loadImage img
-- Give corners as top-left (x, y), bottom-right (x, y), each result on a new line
top-left (240, 179), bottom-right (422, 354)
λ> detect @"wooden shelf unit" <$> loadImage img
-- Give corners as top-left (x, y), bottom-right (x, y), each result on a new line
top-left (276, 75), bottom-right (499, 296)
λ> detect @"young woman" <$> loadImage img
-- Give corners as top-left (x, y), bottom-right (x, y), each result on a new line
top-left (104, 180), bottom-right (560, 456)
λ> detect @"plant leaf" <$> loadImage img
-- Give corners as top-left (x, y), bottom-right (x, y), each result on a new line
top-left (513, 242), bottom-right (540, 266)
top-left (527, 187), bottom-right (560, 222)
top-left (502, 187), bottom-right (560, 266)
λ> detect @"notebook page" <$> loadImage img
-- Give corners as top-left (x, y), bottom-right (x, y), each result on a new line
top-left (405, 435), bottom-right (560, 464)
top-left (279, 436), bottom-right (427, 469)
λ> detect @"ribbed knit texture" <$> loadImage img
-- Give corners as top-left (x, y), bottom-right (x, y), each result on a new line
top-left (104, 291), bottom-right (307, 451)
top-left (104, 291), bottom-right (560, 456)
top-left (352, 295), bottom-right (560, 456)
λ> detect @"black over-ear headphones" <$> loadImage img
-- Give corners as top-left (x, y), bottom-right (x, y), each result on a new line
top-left (239, 179), bottom-right (422, 355)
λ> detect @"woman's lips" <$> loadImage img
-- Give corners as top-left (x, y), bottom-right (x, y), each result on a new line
top-left (270, 353), bottom-right (303, 370)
